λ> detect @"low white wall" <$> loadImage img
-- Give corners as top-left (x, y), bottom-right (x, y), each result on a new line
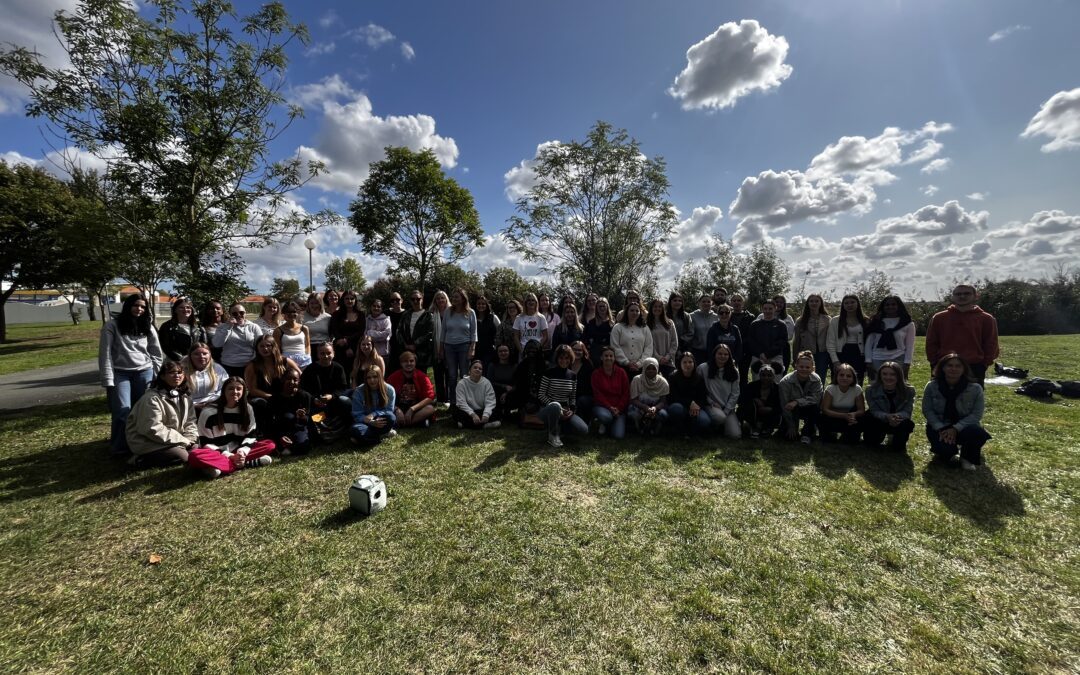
top-left (5, 301), bottom-right (173, 324)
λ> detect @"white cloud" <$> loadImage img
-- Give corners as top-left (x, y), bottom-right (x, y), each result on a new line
top-left (502, 140), bottom-right (562, 202)
top-left (668, 19), bottom-right (792, 111)
top-left (1022, 88), bottom-right (1080, 152)
top-left (920, 157), bottom-right (952, 174)
top-left (0, 0), bottom-right (80, 114)
top-left (966, 192), bottom-right (988, 201)
top-left (400, 42), bottom-right (415, 61)
top-left (292, 76), bottom-right (458, 194)
top-left (876, 200), bottom-right (989, 236)
top-left (348, 23), bottom-right (396, 49)
top-left (459, 232), bottom-right (546, 280)
top-left (729, 169), bottom-right (876, 244)
top-left (986, 210), bottom-right (1080, 239)
top-left (304, 41), bottom-right (336, 57)
top-left (989, 25), bottom-right (1030, 42)
top-left (838, 232), bottom-right (920, 260)
top-left (921, 185), bottom-right (939, 196)
top-left (903, 139), bottom-right (944, 165)
top-left (318, 10), bottom-right (339, 29)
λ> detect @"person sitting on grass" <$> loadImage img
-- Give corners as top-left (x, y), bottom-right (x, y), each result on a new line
top-left (189, 377), bottom-right (275, 478)
top-left (779, 350), bottom-right (824, 444)
top-left (350, 365), bottom-right (397, 445)
top-left (350, 334), bottom-right (386, 389)
top-left (300, 342), bottom-right (352, 428)
top-left (245, 334), bottom-right (300, 434)
top-left (269, 367), bottom-right (315, 455)
top-left (590, 346), bottom-right (630, 439)
top-left (818, 362), bottom-right (866, 444)
top-left (737, 364), bottom-right (781, 439)
top-left (699, 343), bottom-right (741, 439)
top-left (486, 344), bottom-right (517, 420)
top-left (863, 361), bottom-right (916, 453)
top-left (665, 351), bottom-right (712, 436)
top-left (453, 360), bottom-right (501, 430)
top-left (125, 361), bottom-right (198, 469)
top-left (628, 357), bottom-right (670, 436)
top-left (181, 342), bottom-right (228, 411)
top-left (385, 350), bottom-right (437, 429)
top-left (538, 344), bottom-right (589, 447)
top-left (922, 353), bottom-right (992, 470)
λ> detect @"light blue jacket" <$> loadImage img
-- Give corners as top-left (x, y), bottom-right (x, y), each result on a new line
top-left (922, 380), bottom-right (984, 432)
top-left (351, 383), bottom-right (397, 425)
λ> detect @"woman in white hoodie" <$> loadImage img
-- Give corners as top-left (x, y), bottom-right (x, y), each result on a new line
top-left (453, 360), bottom-right (501, 430)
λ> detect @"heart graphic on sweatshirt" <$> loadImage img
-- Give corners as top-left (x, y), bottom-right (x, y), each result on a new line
top-left (528, 320), bottom-right (537, 329)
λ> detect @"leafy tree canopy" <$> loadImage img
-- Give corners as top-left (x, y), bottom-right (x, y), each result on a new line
top-left (324, 257), bottom-right (367, 295)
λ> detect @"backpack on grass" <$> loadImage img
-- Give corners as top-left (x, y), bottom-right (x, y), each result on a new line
top-left (1016, 378), bottom-right (1059, 399)
top-left (994, 362), bottom-right (1029, 379)
top-left (1057, 381), bottom-right (1080, 399)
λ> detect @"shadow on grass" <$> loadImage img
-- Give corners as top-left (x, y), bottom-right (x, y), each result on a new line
top-left (0, 440), bottom-right (122, 502)
top-left (473, 430), bottom-right (596, 472)
top-left (921, 462), bottom-right (1026, 531)
top-left (317, 506), bottom-right (370, 530)
top-left (811, 443), bottom-right (916, 492)
top-left (76, 467), bottom-right (195, 503)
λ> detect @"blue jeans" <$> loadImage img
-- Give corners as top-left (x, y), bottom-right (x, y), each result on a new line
top-left (107, 368), bottom-right (154, 456)
top-left (628, 406), bottom-right (669, 434)
top-left (591, 405), bottom-right (627, 439)
top-left (351, 418), bottom-right (394, 444)
top-left (667, 402), bottom-right (712, 434)
top-left (444, 342), bottom-right (471, 391)
top-left (814, 351), bottom-right (831, 381)
top-left (538, 402), bottom-right (588, 436)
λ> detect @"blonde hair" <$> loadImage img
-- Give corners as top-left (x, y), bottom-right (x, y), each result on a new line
top-left (351, 335), bottom-right (387, 387)
top-left (181, 343), bottom-right (219, 391)
top-left (362, 365), bottom-right (390, 409)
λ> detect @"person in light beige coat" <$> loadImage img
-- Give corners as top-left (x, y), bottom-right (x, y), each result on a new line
top-left (125, 361), bottom-right (199, 469)
top-left (792, 294), bottom-right (832, 380)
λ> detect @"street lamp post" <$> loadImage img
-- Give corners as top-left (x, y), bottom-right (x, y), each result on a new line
top-left (304, 238), bottom-right (316, 294)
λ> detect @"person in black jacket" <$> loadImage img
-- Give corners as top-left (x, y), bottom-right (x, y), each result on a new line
top-left (730, 294), bottom-right (755, 386)
top-left (737, 365), bottom-right (782, 438)
top-left (300, 342), bottom-right (352, 425)
top-left (269, 367), bottom-right (316, 455)
top-left (665, 352), bottom-right (711, 435)
top-left (159, 298), bottom-right (207, 363)
top-left (746, 299), bottom-right (790, 379)
top-left (705, 304), bottom-right (743, 364)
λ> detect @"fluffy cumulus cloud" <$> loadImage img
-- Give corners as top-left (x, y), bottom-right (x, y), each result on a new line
top-left (989, 25), bottom-right (1030, 42)
top-left (347, 23), bottom-right (396, 49)
top-left (1022, 88), bottom-right (1080, 152)
top-left (876, 200), bottom-right (988, 236)
top-left (986, 210), bottom-right (1080, 239)
top-left (653, 205), bottom-right (726, 283)
top-left (459, 232), bottom-right (546, 280)
top-left (919, 157), bottom-right (952, 174)
top-left (292, 76), bottom-right (458, 194)
top-left (1, 144), bottom-right (116, 178)
top-left (966, 192), bottom-right (988, 201)
top-left (668, 20), bottom-right (792, 111)
top-left (0, 0), bottom-right (80, 114)
top-left (730, 122), bottom-right (954, 244)
top-left (502, 140), bottom-right (562, 201)
top-left (400, 42), bottom-right (416, 61)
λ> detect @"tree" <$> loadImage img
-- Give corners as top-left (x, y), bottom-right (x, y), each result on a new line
top-left (324, 257), bottom-right (368, 294)
top-left (173, 251), bottom-right (252, 308)
top-left (63, 169), bottom-right (123, 323)
top-left (742, 241), bottom-right (790, 308)
top-left (504, 121), bottom-right (678, 301)
top-left (669, 235), bottom-right (744, 301)
top-left (0, 0), bottom-right (331, 292)
top-left (848, 271), bottom-right (895, 313)
top-left (0, 162), bottom-right (74, 342)
top-left (671, 259), bottom-right (714, 304)
top-left (269, 278), bottom-right (301, 301)
top-left (349, 147), bottom-right (484, 292)
top-left (481, 266), bottom-right (539, 314)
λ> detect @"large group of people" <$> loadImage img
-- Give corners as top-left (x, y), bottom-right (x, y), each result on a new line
top-left (98, 282), bottom-right (1000, 476)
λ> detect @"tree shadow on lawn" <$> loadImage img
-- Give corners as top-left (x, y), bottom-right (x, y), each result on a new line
top-left (0, 439), bottom-right (153, 503)
top-left (921, 461), bottom-right (1026, 531)
top-left (473, 431), bottom-right (596, 472)
top-left (76, 465), bottom-right (196, 503)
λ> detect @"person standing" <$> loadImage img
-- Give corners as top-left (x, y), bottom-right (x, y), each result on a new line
top-left (689, 295), bottom-right (718, 364)
top-left (158, 297), bottom-right (206, 363)
top-left (397, 291), bottom-right (436, 382)
top-left (792, 294), bottom-right (831, 381)
top-left (746, 299), bottom-right (789, 379)
top-left (441, 288), bottom-right (478, 389)
top-left (865, 295), bottom-right (916, 381)
top-left (925, 285), bottom-right (999, 386)
top-left (213, 302), bottom-right (263, 378)
top-left (385, 292), bottom-right (406, 374)
top-left (730, 294), bottom-right (755, 387)
top-left (100, 294), bottom-right (163, 457)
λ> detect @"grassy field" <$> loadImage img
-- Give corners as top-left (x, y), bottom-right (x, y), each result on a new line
top-left (0, 336), bottom-right (1077, 672)
top-left (0, 322), bottom-right (102, 376)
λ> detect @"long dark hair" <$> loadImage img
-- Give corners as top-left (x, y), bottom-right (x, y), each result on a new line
top-left (706, 344), bottom-right (738, 382)
top-left (837, 294), bottom-right (868, 338)
top-left (199, 300), bottom-right (223, 327)
top-left (796, 294), bottom-right (828, 331)
top-left (933, 353), bottom-right (974, 388)
top-left (646, 298), bottom-right (672, 330)
top-left (169, 298), bottom-right (196, 328)
top-left (213, 376), bottom-right (251, 430)
top-left (116, 294), bottom-right (153, 336)
top-left (868, 295), bottom-right (912, 332)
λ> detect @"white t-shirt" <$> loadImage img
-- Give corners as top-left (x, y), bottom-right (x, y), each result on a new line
top-left (513, 313), bottom-right (548, 349)
top-left (825, 384), bottom-right (863, 413)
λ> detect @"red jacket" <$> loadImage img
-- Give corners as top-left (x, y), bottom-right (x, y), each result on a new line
top-left (591, 366), bottom-right (630, 412)
top-left (925, 305), bottom-right (999, 367)
top-left (386, 369), bottom-right (436, 408)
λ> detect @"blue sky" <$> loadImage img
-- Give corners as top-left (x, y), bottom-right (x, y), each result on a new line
top-left (3, 0), bottom-right (1079, 298)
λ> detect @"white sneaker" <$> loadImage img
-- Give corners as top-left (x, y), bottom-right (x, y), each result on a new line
top-left (203, 468), bottom-right (222, 479)
top-left (960, 459), bottom-right (977, 471)
top-left (483, 421), bottom-right (501, 430)
top-left (244, 455), bottom-right (272, 469)
top-left (388, 429), bottom-right (398, 437)
top-left (547, 434), bottom-right (563, 448)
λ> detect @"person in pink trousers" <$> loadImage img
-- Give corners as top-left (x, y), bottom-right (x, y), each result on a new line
top-left (188, 376), bottom-right (275, 478)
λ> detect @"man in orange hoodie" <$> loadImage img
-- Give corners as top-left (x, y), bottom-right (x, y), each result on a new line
top-left (925, 285), bottom-right (999, 386)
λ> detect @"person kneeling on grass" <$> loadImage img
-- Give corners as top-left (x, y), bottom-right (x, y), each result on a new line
top-left (818, 362), bottom-right (866, 444)
top-left (779, 350), bottom-right (823, 444)
top-left (922, 353), bottom-right (992, 471)
top-left (590, 346), bottom-right (630, 438)
top-left (454, 360), bottom-right (501, 430)
top-left (538, 344), bottom-right (589, 447)
top-left (666, 351), bottom-right (712, 436)
top-left (351, 366), bottom-right (397, 445)
top-left (699, 344), bottom-right (741, 439)
top-left (386, 350), bottom-right (437, 428)
top-left (125, 361), bottom-right (198, 469)
top-left (863, 361), bottom-right (916, 453)
top-left (189, 377), bottom-right (275, 478)
top-left (737, 365), bottom-right (781, 439)
top-left (628, 357), bottom-right (670, 436)
top-left (269, 367), bottom-right (316, 455)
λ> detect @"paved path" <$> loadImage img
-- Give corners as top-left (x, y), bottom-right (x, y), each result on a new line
top-left (0, 359), bottom-right (102, 411)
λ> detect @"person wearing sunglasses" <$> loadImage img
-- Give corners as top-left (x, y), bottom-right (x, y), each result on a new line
top-left (213, 302), bottom-right (263, 378)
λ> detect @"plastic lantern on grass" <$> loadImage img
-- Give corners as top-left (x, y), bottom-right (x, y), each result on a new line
top-left (349, 475), bottom-right (387, 515)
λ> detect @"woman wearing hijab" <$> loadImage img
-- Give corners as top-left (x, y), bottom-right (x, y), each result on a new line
top-left (628, 357), bottom-right (670, 436)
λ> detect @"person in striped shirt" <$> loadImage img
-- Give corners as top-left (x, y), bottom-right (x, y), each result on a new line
top-left (188, 377), bottom-right (276, 478)
top-left (537, 344), bottom-right (589, 447)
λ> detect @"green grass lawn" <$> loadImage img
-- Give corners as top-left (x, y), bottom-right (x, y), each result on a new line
top-left (0, 322), bottom-right (102, 376)
top-left (0, 337), bottom-right (1077, 672)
